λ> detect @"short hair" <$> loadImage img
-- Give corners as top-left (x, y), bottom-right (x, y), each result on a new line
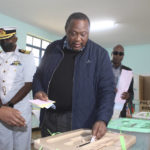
top-left (65, 12), bottom-right (90, 31)
top-left (113, 44), bottom-right (124, 51)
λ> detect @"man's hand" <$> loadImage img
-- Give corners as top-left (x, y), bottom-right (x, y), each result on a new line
top-left (121, 92), bottom-right (130, 100)
top-left (34, 91), bottom-right (48, 101)
top-left (0, 106), bottom-right (26, 127)
top-left (92, 121), bottom-right (107, 140)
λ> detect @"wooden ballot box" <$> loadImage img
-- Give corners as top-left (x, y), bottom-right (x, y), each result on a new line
top-left (34, 129), bottom-right (136, 150)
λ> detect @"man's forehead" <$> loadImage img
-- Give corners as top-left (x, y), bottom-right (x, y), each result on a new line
top-left (114, 46), bottom-right (124, 51)
top-left (68, 19), bottom-right (90, 31)
top-left (69, 19), bottom-right (89, 26)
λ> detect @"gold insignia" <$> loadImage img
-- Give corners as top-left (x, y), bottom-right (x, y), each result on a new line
top-left (19, 49), bottom-right (31, 54)
top-left (0, 29), bottom-right (6, 36)
top-left (11, 61), bottom-right (21, 66)
top-left (0, 29), bottom-right (16, 40)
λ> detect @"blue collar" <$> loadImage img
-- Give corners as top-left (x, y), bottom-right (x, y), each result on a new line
top-left (63, 39), bottom-right (84, 51)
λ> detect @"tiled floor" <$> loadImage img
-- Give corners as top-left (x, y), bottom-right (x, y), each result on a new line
top-left (31, 128), bottom-right (41, 150)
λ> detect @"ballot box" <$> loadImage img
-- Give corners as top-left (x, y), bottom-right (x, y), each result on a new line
top-left (34, 129), bottom-right (136, 150)
top-left (108, 118), bottom-right (150, 150)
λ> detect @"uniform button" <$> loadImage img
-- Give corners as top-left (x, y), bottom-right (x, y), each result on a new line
top-left (0, 64), bottom-right (1, 66)
top-left (5, 61), bottom-right (8, 63)
top-left (2, 80), bottom-right (5, 82)
top-left (3, 70), bottom-right (6, 73)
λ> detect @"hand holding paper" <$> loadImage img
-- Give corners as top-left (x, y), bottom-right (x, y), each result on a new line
top-left (112, 69), bottom-right (133, 119)
top-left (30, 99), bottom-right (56, 109)
top-left (115, 69), bottom-right (133, 104)
top-left (34, 91), bottom-right (49, 101)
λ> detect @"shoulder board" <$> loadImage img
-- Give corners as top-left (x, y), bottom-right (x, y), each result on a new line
top-left (19, 49), bottom-right (31, 54)
top-left (0, 50), bottom-right (2, 53)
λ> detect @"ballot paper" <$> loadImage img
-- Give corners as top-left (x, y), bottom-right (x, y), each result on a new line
top-left (90, 136), bottom-right (96, 143)
top-left (29, 99), bottom-right (56, 109)
top-left (113, 69), bottom-right (133, 119)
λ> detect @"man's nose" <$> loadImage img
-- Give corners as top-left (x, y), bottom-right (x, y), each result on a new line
top-left (75, 35), bottom-right (81, 41)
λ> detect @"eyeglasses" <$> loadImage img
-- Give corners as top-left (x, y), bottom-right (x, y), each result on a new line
top-left (112, 51), bottom-right (124, 56)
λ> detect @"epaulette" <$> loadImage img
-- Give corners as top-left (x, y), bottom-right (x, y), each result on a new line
top-left (0, 50), bottom-right (2, 53)
top-left (19, 49), bottom-right (31, 54)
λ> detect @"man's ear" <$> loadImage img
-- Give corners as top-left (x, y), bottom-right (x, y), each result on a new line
top-left (13, 36), bottom-right (18, 43)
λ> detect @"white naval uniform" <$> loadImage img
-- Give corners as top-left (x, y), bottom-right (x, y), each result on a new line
top-left (0, 47), bottom-right (36, 150)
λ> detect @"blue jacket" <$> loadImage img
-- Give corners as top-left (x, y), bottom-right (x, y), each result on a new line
top-left (32, 37), bottom-right (115, 129)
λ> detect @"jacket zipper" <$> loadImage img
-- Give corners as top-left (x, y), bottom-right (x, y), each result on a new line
top-left (71, 51), bottom-right (84, 128)
top-left (72, 52), bottom-right (82, 107)
top-left (46, 50), bottom-right (64, 96)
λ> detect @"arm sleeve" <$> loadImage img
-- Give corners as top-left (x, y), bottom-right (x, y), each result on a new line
top-left (32, 47), bottom-right (50, 96)
top-left (96, 50), bottom-right (115, 125)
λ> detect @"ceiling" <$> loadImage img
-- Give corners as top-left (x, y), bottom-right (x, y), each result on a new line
top-left (0, 0), bottom-right (150, 48)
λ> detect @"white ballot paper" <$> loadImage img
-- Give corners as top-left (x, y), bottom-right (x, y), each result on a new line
top-left (29, 99), bottom-right (56, 109)
top-left (112, 69), bottom-right (133, 119)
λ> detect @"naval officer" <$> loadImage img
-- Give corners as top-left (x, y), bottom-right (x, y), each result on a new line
top-left (0, 27), bottom-right (36, 150)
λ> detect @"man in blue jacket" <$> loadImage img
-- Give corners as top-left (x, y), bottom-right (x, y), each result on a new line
top-left (32, 12), bottom-right (115, 139)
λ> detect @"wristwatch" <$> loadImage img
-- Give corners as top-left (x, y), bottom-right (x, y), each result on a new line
top-left (7, 102), bottom-right (14, 108)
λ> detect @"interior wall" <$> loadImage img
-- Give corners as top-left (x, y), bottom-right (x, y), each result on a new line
top-left (107, 44), bottom-right (150, 75)
top-left (0, 12), bottom-right (61, 48)
top-left (0, 12), bottom-right (150, 75)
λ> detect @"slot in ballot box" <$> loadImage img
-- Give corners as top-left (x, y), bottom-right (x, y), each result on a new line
top-left (108, 118), bottom-right (150, 150)
top-left (34, 129), bottom-right (136, 150)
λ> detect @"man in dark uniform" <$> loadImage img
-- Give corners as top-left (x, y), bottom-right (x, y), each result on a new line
top-left (112, 44), bottom-right (134, 117)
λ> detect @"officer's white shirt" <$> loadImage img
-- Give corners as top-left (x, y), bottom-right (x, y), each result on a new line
top-left (0, 47), bottom-right (36, 150)
top-left (0, 47), bottom-right (36, 111)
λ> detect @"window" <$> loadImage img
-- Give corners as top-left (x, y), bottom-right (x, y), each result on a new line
top-left (26, 35), bottom-right (51, 66)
